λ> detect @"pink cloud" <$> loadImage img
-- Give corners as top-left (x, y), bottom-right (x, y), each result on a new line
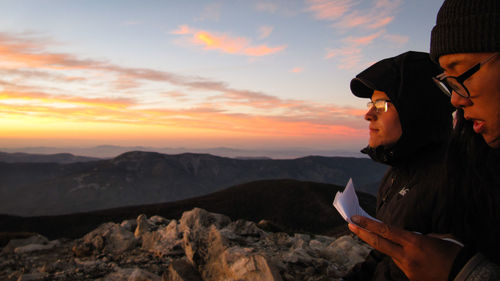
top-left (306, 0), bottom-right (401, 31)
top-left (306, 0), bottom-right (352, 20)
top-left (290, 67), bottom-right (303, 73)
top-left (173, 25), bottom-right (286, 57)
top-left (342, 30), bottom-right (384, 46)
top-left (325, 47), bottom-right (362, 69)
top-left (170, 25), bottom-right (192, 35)
top-left (0, 32), bottom-right (368, 140)
top-left (367, 17), bottom-right (394, 29)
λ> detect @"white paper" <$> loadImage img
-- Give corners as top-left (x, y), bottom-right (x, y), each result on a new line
top-left (332, 178), bottom-right (380, 224)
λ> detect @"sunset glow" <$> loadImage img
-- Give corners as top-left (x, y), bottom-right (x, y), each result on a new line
top-left (0, 0), bottom-right (442, 152)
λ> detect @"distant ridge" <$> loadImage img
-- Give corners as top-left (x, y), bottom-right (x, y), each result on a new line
top-left (0, 145), bottom-right (366, 159)
top-left (0, 179), bottom-right (376, 240)
top-left (0, 151), bottom-right (387, 216)
top-left (0, 151), bottom-right (100, 163)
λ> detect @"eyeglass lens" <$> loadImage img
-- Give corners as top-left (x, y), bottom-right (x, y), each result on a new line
top-left (367, 100), bottom-right (388, 113)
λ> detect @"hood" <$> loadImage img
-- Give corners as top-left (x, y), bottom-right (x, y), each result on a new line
top-left (351, 51), bottom-right (454, 165)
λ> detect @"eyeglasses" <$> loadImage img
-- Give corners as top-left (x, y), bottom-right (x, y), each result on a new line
top-left (433, 53), bottom-right (499, 98)
top-left (367, 99), bottom-right (391, 113)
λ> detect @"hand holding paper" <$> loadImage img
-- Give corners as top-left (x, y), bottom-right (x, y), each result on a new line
top-left (332, 178), bottom-right (379, 224)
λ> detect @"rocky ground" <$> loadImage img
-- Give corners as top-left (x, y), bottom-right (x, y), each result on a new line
top-left (0, 208), bottom-right (371, 281)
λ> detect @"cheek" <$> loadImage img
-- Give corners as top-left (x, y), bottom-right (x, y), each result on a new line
top-left (387, 118), bottom-right (403, 140)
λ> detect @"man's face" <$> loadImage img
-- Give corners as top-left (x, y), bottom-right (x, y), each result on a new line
top-left (439, 52), bottom-right (500, 148)
top-left (364, 90), bottom-right (402, 148)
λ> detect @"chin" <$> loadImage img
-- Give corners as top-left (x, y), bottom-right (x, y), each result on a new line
top-left (485, 135), bottom-right (500, 149)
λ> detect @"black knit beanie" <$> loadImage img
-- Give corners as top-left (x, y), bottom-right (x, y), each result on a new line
top-left (430, 0), bottom-right (500, 62)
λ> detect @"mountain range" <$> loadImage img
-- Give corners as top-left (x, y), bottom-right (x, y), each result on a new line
top-left (0, 145), bottom-right (365, 159)
top-left (0, 151), bottom-right (387, 216)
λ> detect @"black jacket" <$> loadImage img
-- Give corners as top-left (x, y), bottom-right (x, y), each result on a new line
top-left (345, 51), bottom-right (454, 281)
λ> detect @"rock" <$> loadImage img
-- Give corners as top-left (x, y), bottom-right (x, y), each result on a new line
top-left (135, 214), bottom-right (155, 238)
top-left (179, 208), bottom-right (231, 232)
top-left (100, 267), bottom-right (161, 281)
top-left (222, 247), bottom-right (282, 281)
top-left (150, 215), bottom-right (169, 225)
top-left (257, 219), bottom-right (287, 233)
top-left (15, 272), bottom-right (49, 281)
top-left (222, 219), bottom-right (265, 238)
top-left (14, 240), bottom-right (60, 254)
top-left (2, 208), bottom-right (372, 281)
top-left (142, 220), bottom-right (183, 257)
top-left (1, 234), bottom-right (49, 254)
top-left (121, 219), bottom-right (137, 232)
top-left (163, 259), bottom-right (203, 281)
top-left (73, 222), bottom-right (137, 257)
top-left (322, 235), bottom-right (371, 274)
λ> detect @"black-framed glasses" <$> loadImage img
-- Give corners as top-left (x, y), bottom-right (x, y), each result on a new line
top-left (433, 53), bottom-right (499, 98)
top-left (367, 99), bottom-right (391, 113)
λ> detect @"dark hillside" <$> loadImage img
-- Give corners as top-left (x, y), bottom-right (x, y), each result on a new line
top-left (0, 179), bottom-right (375, 241)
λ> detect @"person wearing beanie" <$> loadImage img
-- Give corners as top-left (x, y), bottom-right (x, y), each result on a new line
top-left (348, 0), bottom-right (500, 281)
top-left (342, 51), bottom-right (453, 281)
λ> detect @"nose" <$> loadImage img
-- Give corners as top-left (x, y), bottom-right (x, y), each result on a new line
top-left (364, 106), bottom-right (377, 121)
top-left (450, 92), bottom-right (473, 108)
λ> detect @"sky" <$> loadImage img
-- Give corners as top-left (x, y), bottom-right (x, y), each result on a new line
top-left (0, 0), bottom-right (444, 152)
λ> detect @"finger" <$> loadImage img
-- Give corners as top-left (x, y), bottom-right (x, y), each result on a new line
top-left (348, 223), bottom-right (404, 260)
top-left (351, 216), bottom-right (420, 246)
top-left (391, 258), bottom-right (409, 279)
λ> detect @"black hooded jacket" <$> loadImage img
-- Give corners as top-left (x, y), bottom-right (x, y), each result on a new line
top-left (344, 51), bottom-right (454, 281)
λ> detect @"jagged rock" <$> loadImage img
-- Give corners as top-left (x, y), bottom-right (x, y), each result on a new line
top-left (73, 222), bottom-right (137, 257)
top-left (150, 215), bottom-right (169, 225)
top-left (222, 247), bottom-right (282, 281)
top-left (222, 219), bottom-right (265, 238)
top-left (135, 214), bottom-right (155, 238)
top-left (2, 208), bottom-right (368, 281)
top-left (142, 220), bottom-right (183, 257)
top-left (99, 267), bottom-right (161, 281)
top-left (1, 234), bottom-right (49, 254)
top-left (163, 259), bottom-right (203, 281)
top-left (179, 208), bottom-right (231, 232)
top-left (321, 235), bottom-right (372, 273)
top-left (121, 219), bottom-right (138, 232)
top-left (14, 240), bottom-right (60, 254)
top-left (257, 219), bottom-right (287, 233)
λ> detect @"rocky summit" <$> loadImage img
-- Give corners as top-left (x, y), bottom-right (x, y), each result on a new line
top-left (0, 208), bottom-right (371, 281)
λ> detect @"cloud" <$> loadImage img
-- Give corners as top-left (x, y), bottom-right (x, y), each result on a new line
top-left (325, 47), bottom-right (362, 69)
top-left (312, 0), bottom-right (405, 69)
top-left (0, 32), bottom-right (367, 143)
top-left (258, 26), bottom-right (274, 39)
top-left (305, 0), bottom-right (352, 20)
top-left (306, 0), bottom-right (401, 30)
top-left (290, 67), bottom-right (303, 73)
top-left (170, 25), bottom-right (192, 35)
top-left (341, 30), bottom-right (385, 46)
top-left (172, 25), bottom-right (286, 57)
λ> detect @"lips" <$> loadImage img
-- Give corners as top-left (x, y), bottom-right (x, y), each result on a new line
top-left (465, 115), bottom-right (486, 134)
top-left (473, 120), bottom-right (485, 134)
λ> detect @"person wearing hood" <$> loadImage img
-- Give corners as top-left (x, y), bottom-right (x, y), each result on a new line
top-left (343, 51), bottom-right (454, 281)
